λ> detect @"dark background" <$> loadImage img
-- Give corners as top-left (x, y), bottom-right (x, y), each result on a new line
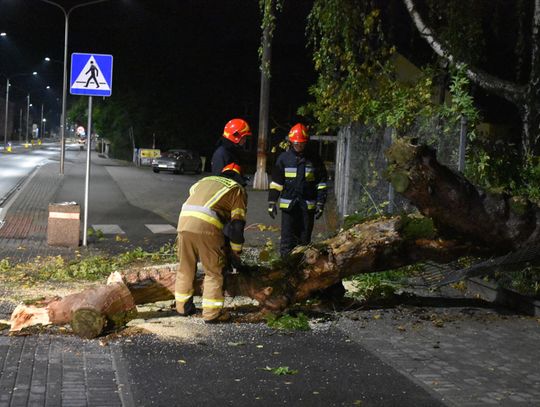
top-left (0, 0), bottom-right (315, 157)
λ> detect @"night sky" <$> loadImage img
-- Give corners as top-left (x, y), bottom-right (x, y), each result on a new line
top-left (0, 0), bottom-right (315, 154)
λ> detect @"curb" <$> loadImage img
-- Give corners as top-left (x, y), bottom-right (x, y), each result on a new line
top-left (110, 343), bottom-right (137, 407)
top-left (0, 164), bottom-right (41, 213)
top-left (466, 277), bottom-right (540, 316)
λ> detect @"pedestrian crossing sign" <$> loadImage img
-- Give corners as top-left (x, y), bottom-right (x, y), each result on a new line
top-left (70, 53), bottom-right (113, 97)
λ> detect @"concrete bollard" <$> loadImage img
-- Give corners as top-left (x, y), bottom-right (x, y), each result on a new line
top-left (47, 202), bottom-right (80, 247)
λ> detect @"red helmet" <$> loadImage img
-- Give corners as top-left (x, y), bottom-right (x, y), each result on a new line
top-left (222, 163), bottom-right (246, 186)
top-left (288, 123), bottom-right (309, 143)
top-left (223, 118), bottom-right (252, 144)
top-left (222, 162), bottom-right (242, 175)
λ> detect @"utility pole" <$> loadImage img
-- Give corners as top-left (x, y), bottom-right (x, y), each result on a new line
top-left (253, 0), bottom-right (276, 190)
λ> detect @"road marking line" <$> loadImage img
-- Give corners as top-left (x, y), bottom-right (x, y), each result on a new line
top-left (91, 224), bottom-right (125, 234)
top-left (145, 224), bottom-right (177, 234)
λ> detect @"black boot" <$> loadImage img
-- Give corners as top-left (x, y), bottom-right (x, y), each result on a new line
top-left (177, 297), bottom-right (196, 316)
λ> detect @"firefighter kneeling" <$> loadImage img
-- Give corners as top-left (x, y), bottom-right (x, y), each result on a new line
top-left (175, 163), bottom-right (247, 323)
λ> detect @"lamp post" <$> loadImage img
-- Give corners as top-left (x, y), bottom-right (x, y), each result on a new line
top-left (40, 0), bottom-right (110, 174)
top-left (25, 86), bottom-right (51, 144)
top-left (25, 94), bottom-right (30, 144)
top-left (18, 108), bottom-right (22, 142)
top-left (3, 71), bottom-right (37, 150)
top-left (40, 103), bottom-right (44, 139)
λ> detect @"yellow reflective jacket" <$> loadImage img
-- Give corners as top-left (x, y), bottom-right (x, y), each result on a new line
top-left (178, 176), bottom-right (247, 251)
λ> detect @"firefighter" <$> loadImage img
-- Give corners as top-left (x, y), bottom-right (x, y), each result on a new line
top-left (268, 123), bottom-right (328, 257)
top-left (175, 163), bottom-right (247, 323)
top-left (211, 118), bottom-right (252, 175)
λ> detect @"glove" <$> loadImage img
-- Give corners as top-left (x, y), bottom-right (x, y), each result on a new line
top-left (268, 202), bottom-right (277, 219)
top-left (230, 251), bottom-right (243, 269)
top-left (315, 203), bottom-right (324, 220)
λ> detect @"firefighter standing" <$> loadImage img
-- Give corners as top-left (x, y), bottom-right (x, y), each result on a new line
top-left (268, 123), bottom-right (328, 257)
top-left (211, 118), bottom-right (252, 175)
top-left (175, 163), bottom-right (247, 323)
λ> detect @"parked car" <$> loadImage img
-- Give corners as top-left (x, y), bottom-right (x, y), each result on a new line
top-left (152, 149), bottom-right (202, 174)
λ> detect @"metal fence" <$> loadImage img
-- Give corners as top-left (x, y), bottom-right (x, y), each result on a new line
top-left (334, 119), bottom-right (465, 220)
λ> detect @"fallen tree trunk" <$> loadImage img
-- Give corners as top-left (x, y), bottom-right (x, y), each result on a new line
top-left (11, 138), bottom-right (537, 337)
top-left (10, 217), bottom-right (476, 337)
top-left (385, 138), bottom-right (540, 250)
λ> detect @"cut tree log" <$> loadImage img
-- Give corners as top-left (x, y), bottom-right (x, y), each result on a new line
top-left (10, 138), bottom-right (536, 337)
top-left (10, 281), bottom-right (136, 338)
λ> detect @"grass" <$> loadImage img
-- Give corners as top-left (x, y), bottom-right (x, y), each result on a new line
top-left (493, 266), bottom-right (540, 298)
top-left (0, 242), bottom-right (177, 285)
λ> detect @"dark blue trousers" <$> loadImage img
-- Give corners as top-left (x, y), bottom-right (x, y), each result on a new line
top-left (280, 201), bottom-right (315, 257)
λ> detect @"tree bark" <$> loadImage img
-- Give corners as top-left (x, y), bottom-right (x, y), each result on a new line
top-left (385, 138), bottom-right (540, 250)
top-left (10, 281), bottom-right (136, 338)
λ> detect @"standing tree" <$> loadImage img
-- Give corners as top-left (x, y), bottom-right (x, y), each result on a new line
top-left (403, 0), bottom-right (540, 157)
top-left (303, 0), bottom-right (540, 198)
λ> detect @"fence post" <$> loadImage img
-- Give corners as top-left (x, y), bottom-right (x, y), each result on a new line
top-left (384, 128), bottom-right (395, 214)
top-left (458, 115), bottom-right (467, 172)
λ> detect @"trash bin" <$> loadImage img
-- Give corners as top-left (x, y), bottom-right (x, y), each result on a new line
top-left (47, 202), bottom-right (80, 247)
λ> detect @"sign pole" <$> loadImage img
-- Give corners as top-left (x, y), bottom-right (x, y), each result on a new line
top-left (83, 96), bottom-right (93, 246)
top-left (70, 52), bottom-right (113, 247)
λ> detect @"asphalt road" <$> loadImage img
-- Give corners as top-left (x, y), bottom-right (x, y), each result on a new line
top-left (115, 321), bottom-right (445, 407)
top-left (0, 144), bottom-right (57, 206)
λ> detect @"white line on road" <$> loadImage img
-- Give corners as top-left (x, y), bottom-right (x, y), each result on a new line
top-left (145, 224), bottom-right (177, 234)
top-left (91, 224), bottom-right (126, 235)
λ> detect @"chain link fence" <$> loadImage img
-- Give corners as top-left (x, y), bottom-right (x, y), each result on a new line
top-left (334, 119), bottom-right (464, 220)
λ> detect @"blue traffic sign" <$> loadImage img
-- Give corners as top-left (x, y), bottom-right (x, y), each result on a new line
top-left (70, 53), bottom-right (113, 97)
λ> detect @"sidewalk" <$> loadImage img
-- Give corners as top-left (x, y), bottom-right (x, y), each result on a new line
top-left (0, 151), bottom-right (181, 263)
top-left (0, 149), bottom-right (539, 406)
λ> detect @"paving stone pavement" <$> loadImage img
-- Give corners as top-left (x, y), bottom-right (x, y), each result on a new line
top-left (338, 306), bottom-right (540, 406)
top-left (0, 159), bottom-right (172, 263)
top-left (0, 163), bottom-right (73, 262)
top-left (0, 335), bottom-right (125, 407)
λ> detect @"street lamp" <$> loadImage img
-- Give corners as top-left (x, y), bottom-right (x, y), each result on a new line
top-left (25, 86), bottom-right (52, 144)
top-left (0, 33), bottom-right (6, 37)
top-left (3, 71), bottom-right (37, 150)
top-left (44, 57), bottom-right (62, 64)
top-left (40, 0), bottom-right (110, 174)
top-left (39, 86), bottom-right (52, 139)
top-left (26, 95), bottom-right (31, 144)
